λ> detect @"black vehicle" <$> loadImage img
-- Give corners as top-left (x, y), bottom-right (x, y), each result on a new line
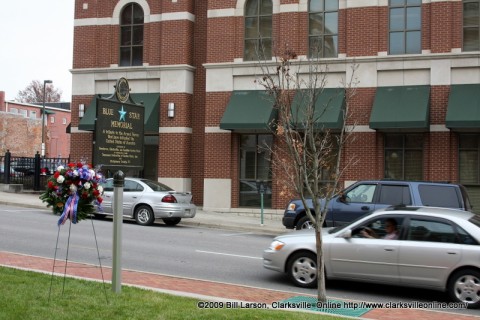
top-left (283, 180), bottom-right (473, 230)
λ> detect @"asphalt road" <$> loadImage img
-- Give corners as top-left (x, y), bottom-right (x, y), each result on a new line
top-left (0, 204), bottom-right (478, 317)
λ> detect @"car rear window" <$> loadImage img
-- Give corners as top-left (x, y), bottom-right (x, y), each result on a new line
top-left (418, 185), bottom-right (461, 208)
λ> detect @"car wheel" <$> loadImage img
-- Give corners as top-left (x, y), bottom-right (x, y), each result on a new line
top-left (287, 251), bottom-right (317, 288)
top-left (135, 205), bottom-right (155, 226)
top-left (448, 269), bottom-right (480, 309)
top-left (296, 216), bottom-right (314, 230)
top-left (163, 218), bottom-right (181, 226)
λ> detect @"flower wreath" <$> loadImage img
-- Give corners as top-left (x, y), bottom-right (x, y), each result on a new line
top-left (39, 162), bottom-right (105, 226)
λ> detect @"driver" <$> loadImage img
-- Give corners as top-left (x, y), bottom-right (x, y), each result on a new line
top-left (361, 218), bottom-right (399, 240)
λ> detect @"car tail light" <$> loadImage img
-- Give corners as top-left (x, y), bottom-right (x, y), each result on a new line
top-left (162, 194), bottom-right (177, 203)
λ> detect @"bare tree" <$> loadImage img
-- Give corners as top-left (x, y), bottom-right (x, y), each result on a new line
top-left (16, 80), bottom-right (62, 103)
top-left (257, 48), bottom-right (358, 301)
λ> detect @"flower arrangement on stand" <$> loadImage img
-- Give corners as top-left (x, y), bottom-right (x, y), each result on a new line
top-left (40, 162), bottom-right (105, 226)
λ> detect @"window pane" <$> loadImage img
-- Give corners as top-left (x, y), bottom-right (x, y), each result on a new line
top-left (259, 39), bottom-right (272, 60)
top-left (406, 7), bottom-right (421, 29)
top-left (259, 16), bottom-right (272, 37)
top-left (133, 4), bottom-right (144, 23)
top-left (121, 5), bottom-right (132, 24)
top-left (132, 47), bottom-right (143, 66)
top-left (464, 1), bottom-right (479, 26)
top-left (132, 26), bottom-right (143, 45)
top-left (390, 32), bottom-right (404, 54)
top-left (406, 31), bottom-right (421, 53)
top-left (390, 8), bottom-right (405, 30)
top-left (325, 12), bottom-right (338, 34)
top-left (407, 0), bottom-right (421, 5)
top-left (260, 0), bottom-right (272, 15)
top-left (120, 47), bottom-right (130, 66)
top-left (245, 17), bottom-right (258, 38)
top-left (245, 0), bottom-right (259, 16)
top-left (244, 39), bottom-right (258, 60)
top-left (390, 0), bottom-right (405, 6)
top-left (309, 13), bottom-right (324, 35)
top-left (385, 150), bottom-right (403, 179)
top-left (405, 150), bottom-right (422, 180)
top-left (385, 134), bottom-right (403, 148)
top-left (324, 35), bottom-right (338, 57)
top-left (310, 0), bottom-right (324, 12)
top-left (405, 134), bottom-right (422, 148)
top-left (460, 151), bottom-right (478, 184)
top-left (459, 134), bottom-right (478, 148)
top-left (464, 28), bottom-right (480, 51)
top-left (309, 37), bottom-right (323, 57)
top-left (121, 27), bottom-right (132, 45)
top-left (325, 0), bottom-right (338, 11)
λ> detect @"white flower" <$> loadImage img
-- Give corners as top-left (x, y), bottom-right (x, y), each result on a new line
top-left (84, 182), bottom-right (91, 190)
top-left (70, 184), bottom-right (77, 193)
top-left (73, 170), bottom-right (79, 176)
top-left (57, 165), bottom-right (64, 171)
top-left (89, 169), bottom-right (95, 177)
top-left (97, 185), bottom-right (104, 193)
top-left (57, 175), bottom-right (65, 184)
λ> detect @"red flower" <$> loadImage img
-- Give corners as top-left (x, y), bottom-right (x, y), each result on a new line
top-left (54, 171), bottom-right (60, 179)
top-left (81, 192), bottom-right (89, 199)
top-left (97, 197), bottom-right (103, 204)
top-left (68, 162), bottom-right (75, 168)
top-left (93, 189), bottom-right (100, 197)
top-left (48, 181), bottom-right (55, 189)
top-left (77, 162), bottom-right (83, 168)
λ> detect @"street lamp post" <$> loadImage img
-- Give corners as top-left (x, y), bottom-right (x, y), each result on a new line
top-left (41, 80), bottom-right (52, 157)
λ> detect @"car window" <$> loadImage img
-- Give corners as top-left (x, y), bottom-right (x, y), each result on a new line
top-left (124, 180), bottom-right (143, 192)
top-left (456, 225), bottom-right (478, 245)
top-left (407, 218), bottom-right (457, 243)
top-left (418, 185), bottom-right (461, 209)
top-left (103, 179), bottom-right (114, 192)
top-left (141, 179), bottom-right (173, 192)
top-left (346, 184), bottom-right (376, 203)
top-left (352, 216), bottom-right (404, 239)
top-left (378, 184), bottom-right (411, 205)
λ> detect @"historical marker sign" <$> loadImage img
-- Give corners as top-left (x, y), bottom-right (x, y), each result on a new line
top-left (93, 78), bottom-right (144, 170)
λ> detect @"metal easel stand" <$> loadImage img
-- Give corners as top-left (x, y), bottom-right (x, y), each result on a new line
top-left (48, 216), bottom-right (109, 304)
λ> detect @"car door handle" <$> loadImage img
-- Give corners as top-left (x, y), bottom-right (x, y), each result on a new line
top-left (384, 248), bottom-right (395, 251)
top-left (447, 252), bottom-right (458, 255)
top-left (361, 206), bottom-right (370, 210)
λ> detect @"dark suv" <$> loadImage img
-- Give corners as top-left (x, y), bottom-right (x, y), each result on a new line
top-left (283, 180), bottom-right (473, 230)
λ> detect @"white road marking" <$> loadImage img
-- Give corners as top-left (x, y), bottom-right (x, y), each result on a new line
top-left (195, 250), bottom-right (262, 260)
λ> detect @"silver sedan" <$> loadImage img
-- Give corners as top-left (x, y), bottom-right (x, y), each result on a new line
top-left (97, 177), bottom-right (196, 226)
top-left (263, 206), bottom-right (480, 308)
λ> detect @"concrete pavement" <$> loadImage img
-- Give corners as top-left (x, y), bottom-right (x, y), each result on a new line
top-left (0, 189), bottom-right (479, 319)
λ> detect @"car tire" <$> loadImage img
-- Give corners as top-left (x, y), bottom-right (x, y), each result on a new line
top-left (135, 205), bottom-right (155, 226)
top-left (447, 269), bottom-right (480, 309)
top-left (286, 251), bottom-right (317, 288)
top-left (296, 216), bottom-right (314, 230)
top-left (163, 217), bottom-right (181, 226)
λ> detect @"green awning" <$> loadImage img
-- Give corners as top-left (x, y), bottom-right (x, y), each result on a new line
top-left (291, 88), bottom-right (345, 129)
top-left (219, 90), bottom-right (277, 131)
top-left (369, 85), bottom-right (430, 130)
top-left (78, 93), bottom-right (160, 133)
top-left (42, 109), bottom-right (55, 115)
top-left (446, 84), bottom-right (480, 130)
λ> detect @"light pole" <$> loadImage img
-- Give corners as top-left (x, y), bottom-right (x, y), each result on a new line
top-left (41, 80), bottom-right (52, 157)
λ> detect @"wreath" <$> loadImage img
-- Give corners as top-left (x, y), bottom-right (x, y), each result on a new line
top-left (39, 163), bottom-right (105, 225)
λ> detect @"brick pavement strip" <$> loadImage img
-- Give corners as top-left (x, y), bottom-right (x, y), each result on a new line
top-left (0, 251), bottom-right (478, 320)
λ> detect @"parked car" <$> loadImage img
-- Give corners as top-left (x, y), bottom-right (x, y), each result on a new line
top-left (264, 206), bottom-right (480, 308)
top-left (12, 158), bottom-right (57, 176)
top-left (96, 177), bottom-right (196, 226)
top-left (0, 163), bottom-right (18, 180)
top-left (283, 180), bottom-right (473, 230)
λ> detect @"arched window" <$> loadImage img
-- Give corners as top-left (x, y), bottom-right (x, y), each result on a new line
top-left (244, 0), bottom-right (273, 61)
top-left (120, 3), bottom-right (144, 66)
top-left (389, 0), bottom-right (421, 55)
top-left (309, 0), bottom-right (338, 58)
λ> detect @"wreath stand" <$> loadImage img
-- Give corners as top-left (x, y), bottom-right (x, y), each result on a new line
top-left (48, 216), bottom-right (109, 303)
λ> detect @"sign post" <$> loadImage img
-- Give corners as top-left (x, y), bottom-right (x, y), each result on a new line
top-left (93, 78), bottom-right (145, 293)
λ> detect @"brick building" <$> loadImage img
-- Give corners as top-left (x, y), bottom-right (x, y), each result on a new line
top-left (0, 91), bottom-right (71, 158)
top-left (70, 0), bottom-right (480, 212)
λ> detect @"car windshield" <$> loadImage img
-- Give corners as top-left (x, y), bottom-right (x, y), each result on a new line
top-left (141, 179), bottom-right (173, 192)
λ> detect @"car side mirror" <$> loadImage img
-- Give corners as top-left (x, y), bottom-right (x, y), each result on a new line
top-left (341, 229), bottom-right (352, 238)
top-left (339, 193), bottom-right (349, 204)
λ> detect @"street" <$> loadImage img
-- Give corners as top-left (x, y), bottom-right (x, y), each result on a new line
top-left (0, 204), bottom-right (478, 317)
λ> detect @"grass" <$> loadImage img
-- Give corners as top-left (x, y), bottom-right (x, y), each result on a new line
top-left (0, 266), bottom-right (345, 320)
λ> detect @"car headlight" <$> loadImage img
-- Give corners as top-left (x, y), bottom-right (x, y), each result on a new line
top-left (287, 203), bottom-right (296, 211)
top-left (269, 240), bottom-right (285, 251)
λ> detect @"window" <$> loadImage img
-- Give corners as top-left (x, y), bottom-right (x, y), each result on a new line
top-left (345, 184), bottom-right (376, 203)
top-left (244, 0), bottom-right (272, 61)
top-left (20, 109), bottom-right (27, 117)
top-left (9, 108), bottom-right (17, 114)
top-left (50, 116), bottom-right (55, 124)
top-left (29, 111), bottom-right (37, 119)
top-left (239, 134), bottom-right (273, 207)
top-left (389, 0), bottom-right (421, 54)
top-left (407, 218), bottom-right (457, 243)
top-left (378, 184), bottom-right (412, 205)
top-left (120, 3), bottom-right (144, 66)
top-left (464, 0), bottom-right (480, 51)
top-left (384, 134), bottom-right (423, 180)
top-left (309, 0), bottom-right (338, 58)
top-left (459, 134), bottom-right (480, 184)
top-left (418, 185), bottom-right (462, 209)
top-left (62, 118), bottom-right (67, 125)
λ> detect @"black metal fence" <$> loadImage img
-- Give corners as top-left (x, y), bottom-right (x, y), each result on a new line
top-left (0, 150), bottom-right (70, 191)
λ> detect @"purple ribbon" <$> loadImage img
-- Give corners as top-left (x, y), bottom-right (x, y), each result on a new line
top-left (57, 193), bottom-right (79, 226)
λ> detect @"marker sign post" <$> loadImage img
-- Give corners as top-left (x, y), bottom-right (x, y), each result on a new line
top-left (93, 78), bottom-right (144, 293)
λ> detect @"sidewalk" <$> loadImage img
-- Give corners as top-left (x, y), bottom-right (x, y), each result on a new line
top-left (0, 190), bottom-right (479, 319)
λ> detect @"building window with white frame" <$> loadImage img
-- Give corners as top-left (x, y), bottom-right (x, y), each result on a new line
top-left (120, 3), bottom-right (144, 66)
top-left (463, 0), bottom-right (480, 51)
top-left (30, 111), bottom-right (37, 119)
top-left (389, 0), bottom-right (422, 54)
top-left (244, 0), bottom-right (273, 61)
top-left (50, 116), bottom-right (55, 124)
top-left (309, 0), bottom-right (338, 58)
top-left (62, 117), bottom-right (67, 125)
